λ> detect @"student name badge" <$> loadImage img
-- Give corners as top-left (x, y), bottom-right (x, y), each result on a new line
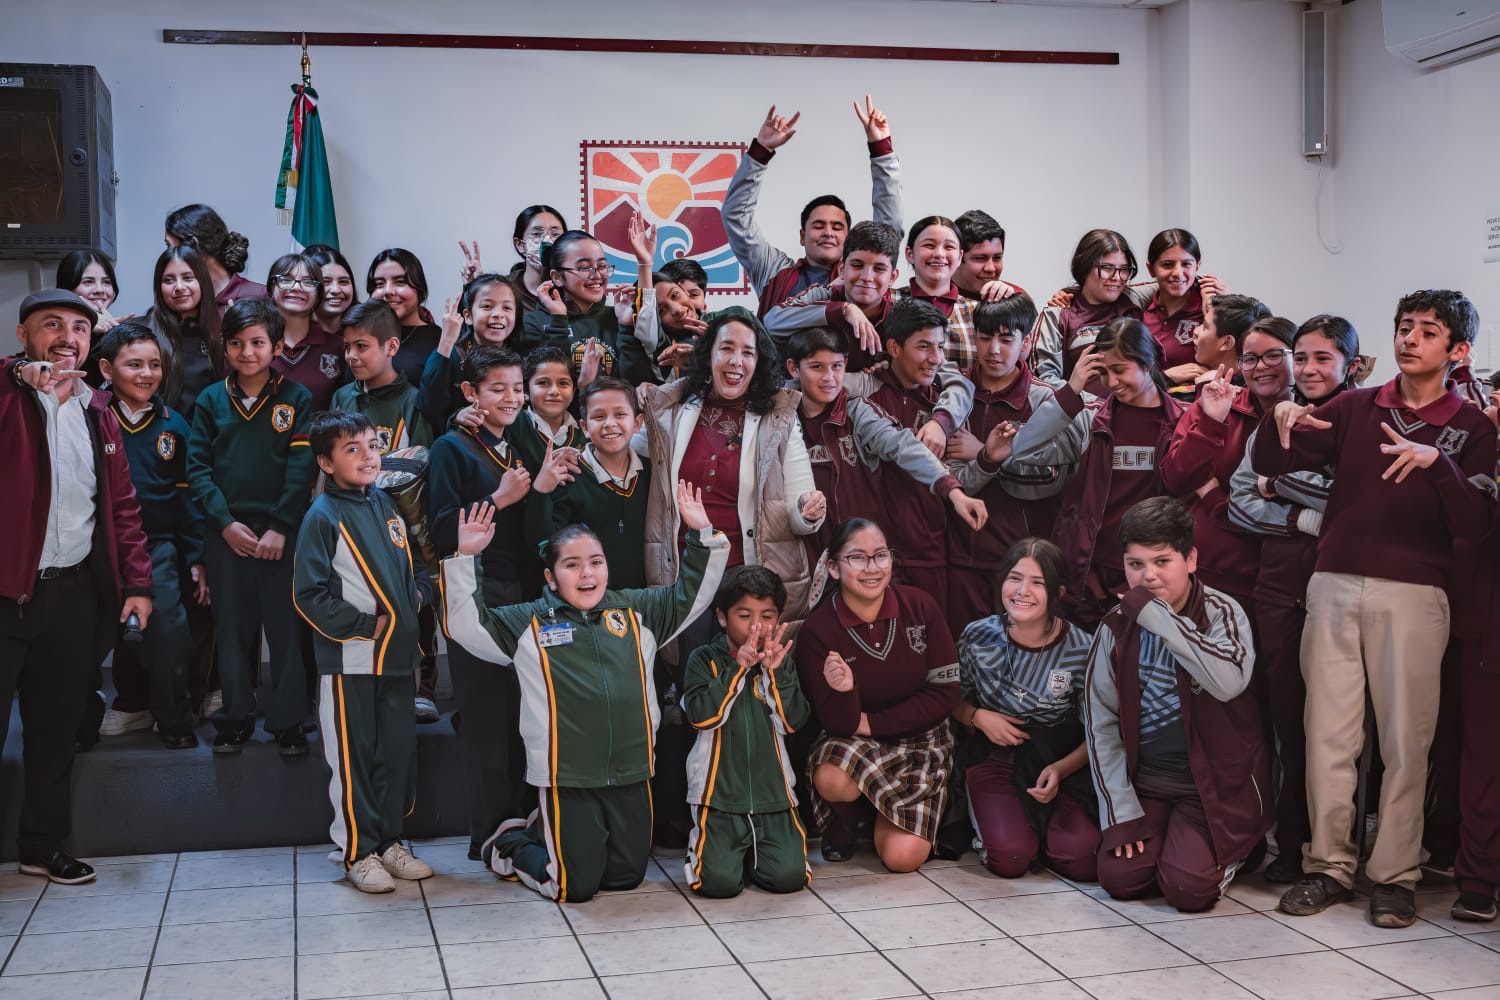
top-left (538, 623), bottom-right (575, 648)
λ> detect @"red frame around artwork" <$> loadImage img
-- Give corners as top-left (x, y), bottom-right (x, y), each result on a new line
top-left (580, 139), bottom-right (750, 295)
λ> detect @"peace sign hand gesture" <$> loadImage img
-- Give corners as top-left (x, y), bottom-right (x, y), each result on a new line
top-left (853, 94), bottom-right (891, 143)
top-left (458, 240), bottom-right (484, 283)
top-left (1198, 364), bottom-right (1238, 425)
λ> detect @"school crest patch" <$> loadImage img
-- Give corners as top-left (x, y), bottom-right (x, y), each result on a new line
top-left (375, 426), bottom-right (394, 453)
top-left (838, 434), bottom-right (859, 467)
top-left (1175, 319), bottom-right (1198, 345)
top-left (905, 625), bottom-right (927, 654)
top-left (807, 443), bottom-right (831, 465)
top-left (320, 353), bottom-right (340, 379)
top-left (104, 442), bottom-right (116, 454)
top-left (604, 608), bottom-right (629, 637)
top-left (156, 432), bottom-right (176, 461)
top-left (272, 404), bottom-right (295, 432)
top-left (1047, 670), bottom-right (1072, 698)
top-left (387, 518), bottom-right (407, 547)
top-left (1435, 426), bottom-right (1470, 457)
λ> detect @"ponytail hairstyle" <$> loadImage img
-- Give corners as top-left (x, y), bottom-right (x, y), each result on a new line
top-left (1093, 317), bottom-right (1168, 395)
top-left (1294, 314), bottom-right (1361, 396)
top-left (1146, 228), bottom-right (1201, 267)
top-left (997, 537), bottom-right (1067, 628)
top-left (148, 245), bottom-right (223, 402)
top-left (458, 272), bottom-right (522, 347)
top-left (165, 203), bottom-right (250, 275)
top-left (541, 523), bottom-right (602, 574)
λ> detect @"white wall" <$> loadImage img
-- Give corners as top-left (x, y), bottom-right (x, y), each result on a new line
top-left (2, 0), bottom-right (1158, 324)
top-left (1327, 0), bottom-right (1500, 372)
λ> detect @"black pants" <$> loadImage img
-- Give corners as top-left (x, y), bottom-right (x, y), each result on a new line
top-left (447, 576), bottom-right (529, 858)
top-left (0, 568), bottom-right (100, 860)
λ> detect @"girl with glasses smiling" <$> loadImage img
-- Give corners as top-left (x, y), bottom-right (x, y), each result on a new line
top-left (267, 252), bottom-right (348, 410)
top-left (794, 517), bottom-right (961, 871)
top-left (521, 229), bottom-right (653, 385)
top-left (1029, 229), bottom-right (1143, 391)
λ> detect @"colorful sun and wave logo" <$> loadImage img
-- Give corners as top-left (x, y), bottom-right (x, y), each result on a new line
top-left (580, 141), bottom-right (748, 293)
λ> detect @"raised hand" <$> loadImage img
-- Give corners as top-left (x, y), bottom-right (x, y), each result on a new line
top-left (758, 622), bottom-right (793, 670)
top-left (458, 240), bottom-right (484, 283)
top-left (735, 621), bottom-right (765, 670)
top-left (1068, 344), bottom-right (1106, 395)
top-left (438, 295), bottom-right (464, 355)
top-left (1196, 273), bottom-right (1228, 299)
top-left (456, 502), bottom-right (496, 555)
top-left (533, 441), bottom-right (581, 494)
top-left (1379, 421), bottom-right (1441, 483)
top-left (756, 104), bottom-right (801, 151)
top-left (947, 489), bottom-right (988, 531)
top-left (982, 420), bottom-right (1019, 465)
top-left (852, 94), bottom-right (890, 143)
top-left (578, 337), bottom-right (604, 388)
top-left (677, 479), bottom-right (711, 531)
top-left (1272, 400), bottom-right (1333, 449)
top-left (612, 287), bottom-right (637, 328)
top-left (823, 651), bottom-right (854, 693)
top-left (627, 211), bottom-right (657, 269)
top-left (1198, 364), bottom-right (1237, 424)
top-left (492, 465), bottom-right (532, 509)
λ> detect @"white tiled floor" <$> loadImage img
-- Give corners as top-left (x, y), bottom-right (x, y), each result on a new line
top-left (0, 843), bottom-right (1497, 999)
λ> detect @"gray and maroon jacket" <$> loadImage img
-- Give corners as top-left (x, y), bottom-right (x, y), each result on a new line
top-left (1084, 581), bottom-right (1272, 863)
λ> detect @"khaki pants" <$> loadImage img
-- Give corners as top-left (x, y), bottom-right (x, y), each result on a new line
top-left (1300, 572), bottom-right (1449, 889)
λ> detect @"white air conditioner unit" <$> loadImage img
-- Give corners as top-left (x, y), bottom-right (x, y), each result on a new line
top-left (1384, 0), bottom-right (1500, 68)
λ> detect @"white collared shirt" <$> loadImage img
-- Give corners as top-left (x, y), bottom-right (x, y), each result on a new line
top-left (581, 443), bottom-right (642, 490)
top-left (528, 408), bottom-right (579, 446)
top-left (37, 386), bottom-right (98, 570)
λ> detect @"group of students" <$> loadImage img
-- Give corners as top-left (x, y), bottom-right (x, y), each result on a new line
top-left (25, 97), bottom-right (1497, 930)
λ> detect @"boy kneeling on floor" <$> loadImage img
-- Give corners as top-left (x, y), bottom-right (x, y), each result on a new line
top-left (1084, 496), bottom-right (1271, 912)
top-left (683, 566), bottom-right (813, 897)
top-left (294, 410), bottom-right (435, 893)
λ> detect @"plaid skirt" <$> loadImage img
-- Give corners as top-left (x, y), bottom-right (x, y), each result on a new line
top-left (809, 719), bottom-right (955, 841)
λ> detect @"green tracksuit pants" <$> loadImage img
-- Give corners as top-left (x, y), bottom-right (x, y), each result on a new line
top-left (487, 781), bottom-right (653, 903)
top-left (320, 674), bottom-right (417, 868)
top-left (684, 806), bottom-right (810, 898)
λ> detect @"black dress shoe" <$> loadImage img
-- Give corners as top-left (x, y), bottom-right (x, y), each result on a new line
top-left (821, 840), bottom-right (855, 863)
top-left (278, 729), bottom-right (309, 757)
top-left (213, 729), bottom-right (245, 755)
top-left (18, 851), bottom-right (96, 885)
top-left (1263, 850), bottom-right (1304, 884)
top-left (159, 729), bottom-right (199, 750)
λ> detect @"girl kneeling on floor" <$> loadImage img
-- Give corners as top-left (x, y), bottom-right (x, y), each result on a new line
top-left (440, 482), bottom-right (728, 902)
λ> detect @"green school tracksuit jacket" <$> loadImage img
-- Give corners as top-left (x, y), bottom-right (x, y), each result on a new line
top-left (293, 484), bottom-right (433, 676)
top-left (330, 374), bottom-right (434, 453)
top-left (440, 527), bottom-right (730, 789)
top-left (683, 633), bottom-right (812, 815)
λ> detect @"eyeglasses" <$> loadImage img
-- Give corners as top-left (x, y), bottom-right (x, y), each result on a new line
top-left (1238, 349), bottom-right (1291, 369)
top-left (559, 264), bottom-right (616, 278)
top-left (1094, 264), bottom-right (1132, 280)
top-left (525, 227), bottom-right (564, 242)
top-left (838, 550), bottom-right (894, 571)
top-left (274, 275), bottom-right (321, 292)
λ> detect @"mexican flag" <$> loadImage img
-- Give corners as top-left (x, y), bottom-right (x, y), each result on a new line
top-left (275, 82), bottom-right (339, 250)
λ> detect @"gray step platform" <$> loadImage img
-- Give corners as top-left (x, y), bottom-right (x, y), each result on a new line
top-left (0, 665), bottom-right (471, 861)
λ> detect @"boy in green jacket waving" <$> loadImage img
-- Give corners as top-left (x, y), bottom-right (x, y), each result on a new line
top-left (683, 566), bottom-right (812, 897)
top-left (441, 481), bottom-right (729, 902)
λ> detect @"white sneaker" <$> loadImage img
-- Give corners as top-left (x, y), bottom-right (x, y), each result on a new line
top-left (99, 708), bottom-right (152, 736)
top-left (414, 697), bottom-right (440, 724)
top-left (346, 853), bottom-right (396, 893)
top-left (379, 843), bottom-right (433, 880)
top-left (200, 689), bottom-right (223, 719)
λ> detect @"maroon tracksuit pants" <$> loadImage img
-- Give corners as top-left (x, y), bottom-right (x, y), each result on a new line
top-left (967, 749), bottom-right (1098, 881)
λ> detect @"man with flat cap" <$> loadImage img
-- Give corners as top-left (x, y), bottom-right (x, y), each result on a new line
top-left (1, 289), bottom-right (153, 884)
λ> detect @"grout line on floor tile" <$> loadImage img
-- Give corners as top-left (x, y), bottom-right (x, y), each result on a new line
top-left (135, 849), bottom-right (179, 1000)
top-left (952, 879), bottom-right (1105, 990)
top-left (292, 847), bottom-right (301, 999)
top-left (414, 846), bottom-right (457, 1000)
top-left (0, 877), bottom-right (46, 978)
